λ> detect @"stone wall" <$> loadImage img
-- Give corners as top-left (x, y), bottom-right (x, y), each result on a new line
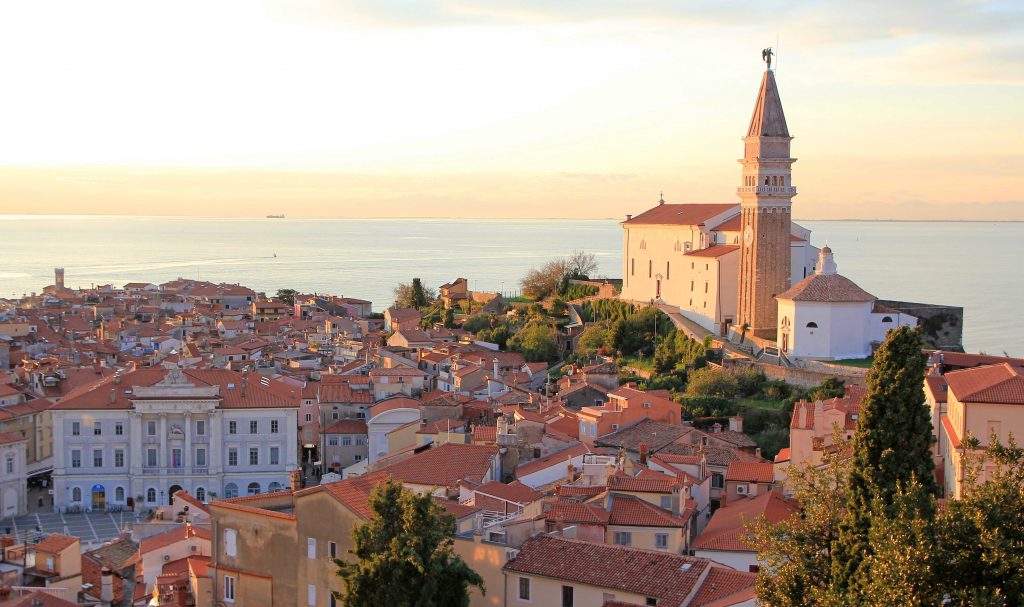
top-left (749, 361), bottom-right (867, 389)
top-left (877, 300), bottom-right (964, 351)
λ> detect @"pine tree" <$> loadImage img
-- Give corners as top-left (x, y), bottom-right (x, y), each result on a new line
top-left (410, 278), bottom-right (428, 309)
top-left (832, 325), bottom-right (936, 589)
top-left (334, 480), bottom-right (484, 607)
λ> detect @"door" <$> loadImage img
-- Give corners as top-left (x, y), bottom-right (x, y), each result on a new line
top-left (782, 332), bottom-right (789, 353)
top-left (91, 485), bottom-right (105, 510)
top-left (655, 279), bottom-right (661, 298)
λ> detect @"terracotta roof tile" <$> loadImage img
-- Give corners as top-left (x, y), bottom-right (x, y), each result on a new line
top-left (608, 495), bottom-right (689, 527)
top-left (504, 535), bottom-right (709, 604)
top-left (30, 534), bottom-right (79, 554)
top-left (690, 567), bottom-right (758, 606)
top-left (684, 245), bottom-right (741, 258)
top-left (725, 461), bottom-right (774, 483)
top-left (944, 363), bottom-right (1024, 404)
top-left (623, 204), bottom-right (736, 227)
top-left (474, 481), bottom-right (544, 505)
top-left (776, 273), bottom-right (875, 303)
top-left (693, 490), bottom-right (797, 552)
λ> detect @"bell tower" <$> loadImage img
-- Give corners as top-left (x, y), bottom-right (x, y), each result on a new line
top-left (736, 51), bottom-right (796, 339)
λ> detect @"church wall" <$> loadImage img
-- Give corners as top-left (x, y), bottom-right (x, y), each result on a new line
top-left (790, 243), bottom-right (819, 284)
top-left (782, 301), bottom-right (872, 360)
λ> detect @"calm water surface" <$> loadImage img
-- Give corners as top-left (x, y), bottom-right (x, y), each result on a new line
top-left (0, 216), bottom-right (1019, 356)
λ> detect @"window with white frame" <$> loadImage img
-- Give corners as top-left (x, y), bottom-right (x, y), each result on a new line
top-left (228, 448), bottom-right (238, 466)
top-left (614, 532), bottom-right (632, 546)
top-left (307, 584), bottom-right (316, 606)
top-left (196, 448), bottom-right (207, 467)
top-left (72, 422), bottom-right (80, 436)
top-left (518, 577), bottom-right (531, 601)
top-left (196, 420), bottom-right (206, 435)
top-left (228, 421), bottom-right (237, 434)
top-left (147, 421), bottom-right (157, 436)
top-left (270, 447), bottom-right (279, 465)
top-left (305, 413), bottom-right (313, 422)
top-left (249, 447), bottom-right (259, 466)
top-left (223, 575), bottom-right (236, 601)
top-left (328, 541), bottom-right (337, 558)
top-left (71, 450), bottom-right (81, 468)
top-left (94, 422), bottom-right (102, 436)
top-left (328, 437), bottom-right (338, 446)
top-left (249, 420), bottom-right (258, 434)
top-left (270, 420), bottom-right (279, 433)
top-left (147, 448), bottom-right (157, 467)
top-left (93, 449), bottom-right (103, 467)
top-left (115, 422), bottom-right (124, 436)
top-left (655, 533), bottom-right (669, 549)
top-left (307, 537), bottom-right (316, 559)
top-left (342, 436), bottom-right (352, 446)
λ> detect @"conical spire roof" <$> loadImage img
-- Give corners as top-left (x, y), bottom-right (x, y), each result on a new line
top-left (746, 70), bottom-right (789, 138)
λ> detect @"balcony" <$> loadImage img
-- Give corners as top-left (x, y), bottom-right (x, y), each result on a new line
top-left (736, 185), bottom-right (797, 196)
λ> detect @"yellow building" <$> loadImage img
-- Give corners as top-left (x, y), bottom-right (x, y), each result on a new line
top-left (941, 362), bottom-right (1024, 498)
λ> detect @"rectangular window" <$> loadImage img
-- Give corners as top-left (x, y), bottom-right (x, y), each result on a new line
top-left (305, 413), bottom-right (313, 422)
top-left (355, 437), bottom-right (365, 446)
top-left (655, 533), bottom-right (669, 549)
top-left (328, 541), bottom-right (337, 558)
top-left (712, 472), bottom-right (724, 489)
top-left (228, 448), bottom-right (238, 467)
top-left (307, 537), bottom-right (317, 559)
top-left (307, 584), bottom-right (316, 606)
top-left (270, 447), bottom-right (280, 465)
top-left (249, 447), bottom-right (259, 466)
top-left (115, 449), bottom-right (124, 468)
top-left (196, 420), bottom-right (206, 435)
top-left (147, 421), bottom-right (157, 436)
top-left (229, 421), bottom-right (237, 435)
top-left (71, 450), bottom-right (81, 468)
top-left (660, 495), bottom-right (671, 509)
top-left (147, 448), bottom-right (157, 467)
top-left (224, 529), bottom-right (237, 557)
top-left (249, 420), bottom-right (258, 434)
top-left (94, 422), bottom-right (102, 436)
top-left (4, 458), bottom-right (12, 474)
top-left (115, 422), bottom-right (124, 436)
top-left (614, 532), bottom-right (632, 546)
top-left (333, 412), bottom-right (339, 420)
top-left (666, 261), bottom-right (670, 280)
top-left (196, 448), bottom-right (207, 466)
top-left (72, 422), bottom-right (80, 436)
top-left (172, 448), bottom-right (182, 468)
top-left (270, 420), bottom-right (279, 433)
top-left (518, 577), bottom-right (531, 601)
top-left (648, 260), bottom-right (652, 277)
top-left (562, 585), bottom-right (574, 607)
top-left (328, 437), bottom-right (339, 446)
top-left (704, 282), bottom-right (709, 293)
top-left (342, 436), bottom-right (352, 446)
top-left (354, 455), bottom-right (363, 462)
top-left (224, 575), bottom-right (235, 601)
top-left (93, 449), bottom-right (103, 467)
top-left (631, 259), bottom-right (634, 275)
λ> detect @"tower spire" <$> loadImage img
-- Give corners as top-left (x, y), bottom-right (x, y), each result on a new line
top-left (746, 69), bottom-right (789, 138)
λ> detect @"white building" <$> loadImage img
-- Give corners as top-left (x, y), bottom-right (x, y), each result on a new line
top-left (776, 246), bottom-right (916, 360)
top-left (0, 432), bottom-right (28, 517)
top-left (51, 368), bottom-right (298, 511)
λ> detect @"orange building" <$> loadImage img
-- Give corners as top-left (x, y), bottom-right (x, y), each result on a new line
top-left (577, 385), bottom-right (680, 445)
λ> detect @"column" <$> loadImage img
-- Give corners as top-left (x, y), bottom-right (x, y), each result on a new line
top-left (159, 414), bottom-right (167, 468)
top-left (184, 413), bottom-right (192, 470)
top-left (129, 412), bottom-right (143, 475)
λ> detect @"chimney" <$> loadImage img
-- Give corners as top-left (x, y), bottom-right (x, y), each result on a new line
top-left (114, 373), bottom-right (122, 385)
top-left (625, 214), bottom-right (632, 221)
top-left (729, 416), bottom-right (743, 433)
top-left (101, 567), bottom-right (114, 603)
top-left (566, 460), bottom-right (574, 480)
top-left (712, 422), bottom-right (722, 434)
top-left (756, 447), bottom-right (762, 459)
top-left (110, 389), bottom-right (117, 404)
top-left (290, 469), bottom-right (302, 491)
top-left (671, 485), bottom-right (682, 516)
top-left (492, 358), bottom-right (499, 380)
top-left (639, 443), bottom-right (649, 466)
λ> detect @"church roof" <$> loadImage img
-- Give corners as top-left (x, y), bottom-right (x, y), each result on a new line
top-left (747, 70), bottom-right (790, 138)
top-left (623, 203), bottom-right (736, 227)
top-left (776, 273), bottom-right (875, 303)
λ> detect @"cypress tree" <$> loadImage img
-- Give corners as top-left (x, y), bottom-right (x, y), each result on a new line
top-left (832, 325), bottom-right (936, 589)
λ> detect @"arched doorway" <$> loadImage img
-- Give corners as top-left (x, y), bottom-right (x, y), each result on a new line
top-left (168, 484), bottom-right (183, 505)
top-left (91, 485), bottom-right (106, 511)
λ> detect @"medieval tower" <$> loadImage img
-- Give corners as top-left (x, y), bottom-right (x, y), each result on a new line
top-left (736, 58), bottom-right (796, 339)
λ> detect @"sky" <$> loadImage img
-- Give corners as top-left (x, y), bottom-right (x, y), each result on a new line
top-left (0, 1), bottom-right (1022, 220)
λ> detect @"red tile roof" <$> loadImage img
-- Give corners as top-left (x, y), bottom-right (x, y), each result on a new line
top-left (690, 567), bottom-right (758, 606)
top-left (505, 535), bottom-right (709, 604)
top-left (684, 245), bottom-right (741, 258)
top-left (608, 495), bottom-right (689, 528)
top-left (30, 534), bottom-right (79, 554)
top-left (139, 524), bottom-right (211, 555)
top-left (693, 490), bottom-right (797, 552)
top-left (472, 425), bottom-right (497, 443)
top-left (323, 420), bottom-right (368, 434)
top-left (382, 443), bottom-right (498, 488)
top-left (474, 481), bottom-right (544, 505)
top-left (545, 502), bottom-right (610, 525)
top-left (607, 470), bottom-right (679, 493)
top-left (776, 273), bottom-right (875, 303)
top-left (944, 363), bottom-right (1024, 404)
top-left (725, 461), bottom-right (774, 483)
top-left (623, 204), bottom-right (736, 227)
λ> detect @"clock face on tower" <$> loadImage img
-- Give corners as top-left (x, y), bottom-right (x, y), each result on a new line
top-left (743, 225), bottom-right (754, 246)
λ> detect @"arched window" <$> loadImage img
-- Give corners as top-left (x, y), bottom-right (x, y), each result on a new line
top-left (764, 176), bottom-right (770, 185)
top-left (882, 316), bottom-right (893, 323)
top-left (247, 482), bottom-right (261, 496)
top-left (146, 488), bottom-right (157, 503)
top-left (224, 483), bottom-right (238, 499)
top-left (771, 176), bottom-right (777, 186)
top-left (196, 487), bottom-right (206, 502)
top-left (640, 240), bottom-right (647, 250)
top-left (115, 487), bottom-right (125, 502)
top-left (72, 487), bottom-right (82, 502)
top-left (268, 482), bottom-right (282, 493)
top-left (806, 322), bottom-right (818, 328)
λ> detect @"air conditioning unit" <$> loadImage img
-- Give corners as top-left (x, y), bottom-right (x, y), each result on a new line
top-left (506, 548), bottom-right (519, 561)
top-left (736, 485), bottom-right (749, 495)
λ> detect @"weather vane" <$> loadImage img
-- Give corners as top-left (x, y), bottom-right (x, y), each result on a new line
top-left (762, 47), bottom-right (774, 70)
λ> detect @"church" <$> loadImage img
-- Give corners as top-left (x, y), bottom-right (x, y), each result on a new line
top-left (620, 55), bottom-right (915, 360)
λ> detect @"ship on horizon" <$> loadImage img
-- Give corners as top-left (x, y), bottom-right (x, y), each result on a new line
top-left (266, 214), bottom-right (285, 219)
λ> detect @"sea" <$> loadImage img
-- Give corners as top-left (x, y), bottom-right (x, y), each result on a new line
top-left (0, 215), bottom-right (1020, 357)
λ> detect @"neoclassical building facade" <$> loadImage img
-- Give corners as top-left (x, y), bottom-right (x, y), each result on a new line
top-left (51, 368), bottom-right (298, 511)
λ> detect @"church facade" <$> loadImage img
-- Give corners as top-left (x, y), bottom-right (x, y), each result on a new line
top-left (620, 67), bottom-right (817, 336)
